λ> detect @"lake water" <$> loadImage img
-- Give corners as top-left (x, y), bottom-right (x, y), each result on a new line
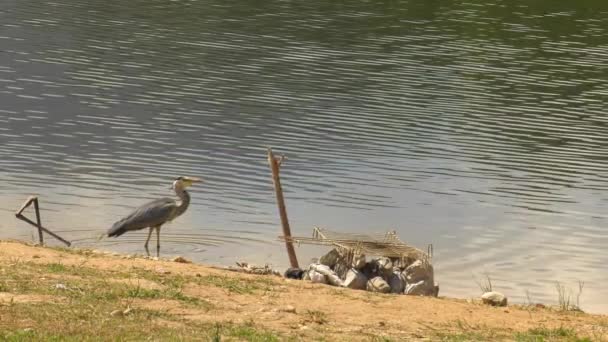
top-left (1, 0), bottom-right (607, 313)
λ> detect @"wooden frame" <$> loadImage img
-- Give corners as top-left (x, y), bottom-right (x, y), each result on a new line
top-left (15, 196), bottom-right (71, 246)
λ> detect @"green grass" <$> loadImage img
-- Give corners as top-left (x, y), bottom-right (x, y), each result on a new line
top-left (0, 260), bottom-right (210, 309)
top-left (0, 257), bottom-right (279, 341)
top-left (303, 310), bottom-right (328, 325)
top-left (435, 330), bottom-right (507, 341)
top-left (515, 326), bottom-right (592, 342)
top-left (46, 262), bottom-right (67, 273)
top-left (435, 325), bottom-right (594, 342)
top-left (432, 319), bottom-right (599, 342)
top-left (225, 324), bottom-right (281, 342)
top-left (0, 302), bottom-right (281, 342)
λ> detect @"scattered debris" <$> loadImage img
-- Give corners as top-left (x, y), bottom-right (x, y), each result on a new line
top-left (223, 262), bottom-right (281, 276)
top-left (172, 256), bottom-right (191, 264)
top-left (281, 305), bottom-right (297, 314)
top-left (110, 309), bottom-right (123, 317)
top-left (284, 267), bottom-right (305, 279)
top-left (481, 291), bottom-right (508, 307)
top-left (304, 268), bottom-right (326, 284)
top-left (14, 196), bottom-right (71, 246)
top-left (309, 264), bottom-right (343, 287)
top-left (156, 268), bottom-right (171, 275)
top-left (53, 283), bottom-right (68, 291)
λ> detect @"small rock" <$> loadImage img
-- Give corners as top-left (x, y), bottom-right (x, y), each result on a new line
top-left (32, 255), bottom-right (40, 259)
top-left (23, 328), bottom-right (34, 333)
top-left (388, 271), bottom-right (406, 294)
top-left (123, 307), bottom-right (133, 315)
top-left (195, 273), bottom-right (202, 277)
top-left (375, 257), bottom-right (393, 279)
top-left (535, 303), bottom-right (546, 309)
top-left (172, 256), bottom-right (191, 263)
top-left (309, 264), bottom-right (342, 286)
top-left (405, 280), bottom-right (435, 296)
top-left (481, 291), bottom-right (508, 307)
top-left (404, 260), bottom-right (434, 284)
top-left (361, 261), bottom-right (380, 279)
top-left (352, 254), bottom-right (366, 270)
top-left (125, 255), bottom-right (134, 259)
top-left (367, 276), bottom-right (391, 293)
top-left (156, 268), bottom-right (170, 275)
top-left (282, 305), bottom-right (297, 314)
top-left (319, 249), bottom-right (342, 269)
top-left (333, 261), bottom-right (350, 279)
top-left (54, 283), bottom-right (68, 291)
top-left (343, 269), bottom-right (367, 290)
top-left (110, 309), bottom-right (123, 317)
top-left (152, 257), bottom-right (159, 261)
top-left (307, 269), bottom-right (327, 284)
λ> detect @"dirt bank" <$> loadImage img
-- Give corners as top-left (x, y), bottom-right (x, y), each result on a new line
top-left (0, 240), bottom-right (605, 341)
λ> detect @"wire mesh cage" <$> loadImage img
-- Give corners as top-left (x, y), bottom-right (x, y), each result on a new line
top-left (279, 226), bottom-right (432, 267)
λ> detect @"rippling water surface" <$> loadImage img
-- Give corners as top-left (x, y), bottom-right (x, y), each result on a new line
top-left (1, 0), bottom-right (608, 313)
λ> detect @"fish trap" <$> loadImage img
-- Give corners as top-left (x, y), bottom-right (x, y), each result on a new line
top-left (279, 226), bottom-right (432, 267)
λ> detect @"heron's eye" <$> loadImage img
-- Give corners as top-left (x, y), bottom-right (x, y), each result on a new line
top-left (176, 176), bottom-right (183, 181)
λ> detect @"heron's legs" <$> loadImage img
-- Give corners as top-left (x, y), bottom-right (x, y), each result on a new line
top-left (155, 226), bottom-right (161, 257)
top-left (144, 227), bottom-right (153, 256)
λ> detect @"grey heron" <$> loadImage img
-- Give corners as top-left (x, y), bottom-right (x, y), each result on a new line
top-left (107, 176), bottom-right (202, 257)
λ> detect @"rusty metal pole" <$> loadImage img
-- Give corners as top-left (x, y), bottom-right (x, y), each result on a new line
top-left (267, 148), bottom-right (299, 268)
top-left (33, 198), bottom-right (44, 245)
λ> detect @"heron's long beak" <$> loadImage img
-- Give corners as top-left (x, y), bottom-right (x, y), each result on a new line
top-left (183, 177), bottom-right (203, 187)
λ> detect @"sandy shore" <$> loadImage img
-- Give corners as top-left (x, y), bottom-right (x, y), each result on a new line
top-left (0, 240), bottom-right (605, 341)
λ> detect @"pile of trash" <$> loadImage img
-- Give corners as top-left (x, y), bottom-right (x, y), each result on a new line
top-left (286, 249), bottom-right (438, 296)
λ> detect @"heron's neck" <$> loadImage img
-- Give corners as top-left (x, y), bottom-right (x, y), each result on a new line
top-left (174, 188), bottom-right (191, 217)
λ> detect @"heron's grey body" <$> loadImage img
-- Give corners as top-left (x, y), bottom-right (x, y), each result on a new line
top-left (107, 177), bottom-right (200, 256)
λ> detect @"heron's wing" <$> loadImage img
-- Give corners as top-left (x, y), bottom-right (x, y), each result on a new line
top-left (108, 198), bottom-right (177, 236)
